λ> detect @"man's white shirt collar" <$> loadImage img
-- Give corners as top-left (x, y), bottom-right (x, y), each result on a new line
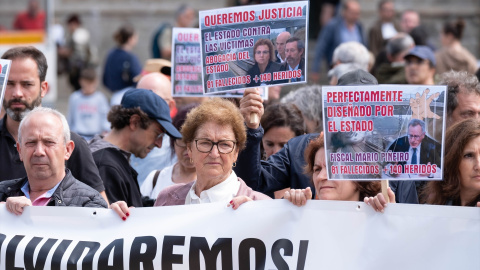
top-left (277, 52), bottom-right (286, 63)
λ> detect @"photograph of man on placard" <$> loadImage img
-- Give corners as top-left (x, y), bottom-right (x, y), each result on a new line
top-left (387, 118), bottom-right (441, 169)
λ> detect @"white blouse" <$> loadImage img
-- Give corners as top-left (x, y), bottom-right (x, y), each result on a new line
top-left (185, 171), bottom-right (240, 205)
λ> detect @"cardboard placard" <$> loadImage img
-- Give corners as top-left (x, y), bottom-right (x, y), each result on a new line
top-left (172, 27), bottom-right (204, 97)
top-left (199, 1), bottom-right (309, 94)
top-left (322, 85), bottom-right (447, 180)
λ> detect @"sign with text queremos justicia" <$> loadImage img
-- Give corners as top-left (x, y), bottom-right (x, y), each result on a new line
top-left (322, 85), bottom-right (447, 181)
top-left (199, 1), bottom-right (309, 94)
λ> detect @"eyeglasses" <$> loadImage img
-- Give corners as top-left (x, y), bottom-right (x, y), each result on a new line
top-left (174, 139), bottom-right (187, 148)
top-left (255, 50), bottom-right (269, 55)
top-left (156, 133), bottom-right (164, 140)
top-left (154, 127), bottom-right (165, 141)
top-left (408, 134), bottom-right (424, 140)
top-left (194, 138), bottom-right (236, 154)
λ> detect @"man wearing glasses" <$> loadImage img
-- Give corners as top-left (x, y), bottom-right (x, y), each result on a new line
top-left (89, 88), bottom-right (182, 207)
top-left (387, 118), bottom-right (441, 178)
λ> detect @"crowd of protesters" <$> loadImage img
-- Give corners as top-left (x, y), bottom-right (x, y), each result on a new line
top-left (1, 0), bottom-right (480, 217)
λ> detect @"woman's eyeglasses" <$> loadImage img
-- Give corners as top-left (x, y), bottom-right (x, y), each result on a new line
top-left (194, 138), bottom-right (236, 154)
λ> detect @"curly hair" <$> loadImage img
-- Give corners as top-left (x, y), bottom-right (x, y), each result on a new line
top-left (107, 105), bottom-right (152, 130)
top-left (422, 119), bottom-right (480, 206)
top-left (304, 135), bottom-right (381, 201)
top-left (181, 98), bottom-right (246, 151)
top-left (439, 70), bottom-right (480, 117)
top-left (253, 38), bottom-right (275, 62)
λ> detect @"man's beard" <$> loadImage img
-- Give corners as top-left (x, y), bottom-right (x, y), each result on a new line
top-left (286, 57), bottom-right (296, 67)
top-left (3, 95), bottom-right (42, 122)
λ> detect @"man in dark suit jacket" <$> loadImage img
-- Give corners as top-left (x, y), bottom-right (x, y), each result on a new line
top-left (387, 118), bottom-right (441, 167)
top-left (282, 37), bottom-right (306, 82)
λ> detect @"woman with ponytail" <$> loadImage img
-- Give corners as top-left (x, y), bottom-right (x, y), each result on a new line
top-left (435, 18), bottom-right (477, 74)
top-left (103, 25), bottom-right (142, 93)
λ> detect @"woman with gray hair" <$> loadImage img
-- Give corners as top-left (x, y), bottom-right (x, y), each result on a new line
top-left (327, 63), bottom-right (364, 85)
top-left (281, 85), bottom-right (323, 133)
top-left (331, 41), bottom-right (370, 71)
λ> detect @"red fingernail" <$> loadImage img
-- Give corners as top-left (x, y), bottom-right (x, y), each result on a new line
top-left (126, 212), bottom-right (130, 217)
top-left (122, 216), bottom-right (126, 221)
top-left (229, 200), bottom-right (233, 204)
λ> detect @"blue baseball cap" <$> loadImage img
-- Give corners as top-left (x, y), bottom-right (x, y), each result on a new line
top-left (121, 88), bottom-right (182, 139)
top-left (404, 45), bottom-right (436, 66)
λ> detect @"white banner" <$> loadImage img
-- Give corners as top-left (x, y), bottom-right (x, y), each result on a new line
top-left (0, 200), bottom-right (478, 270)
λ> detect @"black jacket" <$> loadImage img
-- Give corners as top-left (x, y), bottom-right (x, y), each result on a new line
top-left (89, 135), bottom-right (143, 207)
top-left (234, 127), bottom-right (420, 204)
top-left (246, 61), bottom-right (283, 87)
top-left (387, 135), bottom-right (441, 167)
top-left (0, 169), bottom-right (107, 208)
top-left (281, 58), bottom-right (306, 82)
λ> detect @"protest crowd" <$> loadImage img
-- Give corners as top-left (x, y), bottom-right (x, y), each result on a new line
top-left (0, 0), bottom-right (479, 267)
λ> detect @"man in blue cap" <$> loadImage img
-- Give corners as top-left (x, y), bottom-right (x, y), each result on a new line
top-left (89, 88), bottom-right (182, 207)
top-left (404, 45), bottom-right (436, 85)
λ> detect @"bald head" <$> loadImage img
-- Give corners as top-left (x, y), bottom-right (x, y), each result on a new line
top-left (137, 73), bottom-right (172, 101)
top-left (137, 73), bottom-right (175, 113)
top-left (276, 32), bottom-right (291, 60)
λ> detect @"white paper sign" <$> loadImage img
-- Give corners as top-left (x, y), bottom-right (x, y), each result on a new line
top-left (322, 84), bottom-right (447, 181)
top-left (0, 200), bottom-right (478, 270)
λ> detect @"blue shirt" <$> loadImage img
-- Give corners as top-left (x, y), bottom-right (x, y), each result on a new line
top-left (102, 48), bottom-right (142, 92)
top-left (21, 180), bottom-right (62, 205)
top-left (288, 63), bottom-right (304, 82)
top-left (340, 20), bottom-right (363, 43)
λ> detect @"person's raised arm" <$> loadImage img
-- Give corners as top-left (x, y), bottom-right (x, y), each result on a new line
top-left (239, 88), bottom-right (264, 129)
top-left (235, 88), bottom-right (265, 192)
